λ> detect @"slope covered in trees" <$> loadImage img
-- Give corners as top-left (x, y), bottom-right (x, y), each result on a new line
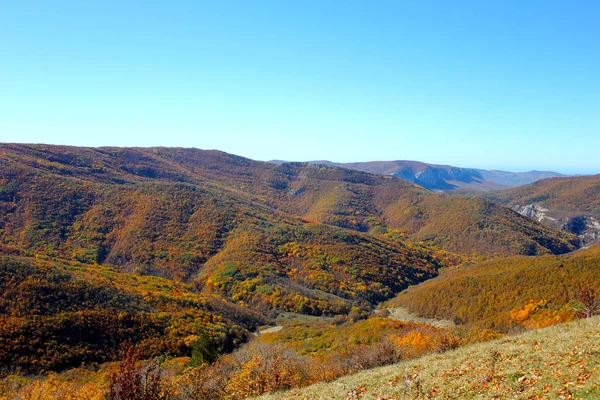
top-left (0, 153), bottom-right (448, 317)
top-left (485, 174), bottom-right (600, 246)
top-left (0, 143), bottom-right (578, 263)
top-left (0, 254), bottom-right (267, 375)
top-left (389, 244), bottom-right (600, 332)
top-left (487, 174), bottom-right (600, 213)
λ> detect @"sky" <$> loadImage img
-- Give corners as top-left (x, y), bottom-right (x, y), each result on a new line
top-left (1, 1), bottom-right (599, 174)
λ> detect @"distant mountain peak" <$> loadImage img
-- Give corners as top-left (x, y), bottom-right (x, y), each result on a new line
top-left (283, 160), bottom-right (567, 192)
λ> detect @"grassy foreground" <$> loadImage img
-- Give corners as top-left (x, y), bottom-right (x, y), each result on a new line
top-left (258, 316), bottom-right (600, 399)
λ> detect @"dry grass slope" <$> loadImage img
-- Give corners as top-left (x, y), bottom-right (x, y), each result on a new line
top-left (258, 316), bottom-right (600, 399)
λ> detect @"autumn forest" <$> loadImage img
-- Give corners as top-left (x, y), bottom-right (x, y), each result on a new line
top-left (0, 143), bottom-right (599, 399)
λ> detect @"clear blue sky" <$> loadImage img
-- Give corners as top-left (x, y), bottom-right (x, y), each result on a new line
top-left (1, 1), bottom-right (598, 173)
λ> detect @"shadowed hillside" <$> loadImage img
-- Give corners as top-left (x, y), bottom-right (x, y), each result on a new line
top-left (0, 144), bottom-right (578, 266)
top-left (0, 254), bottom-right (268, 375)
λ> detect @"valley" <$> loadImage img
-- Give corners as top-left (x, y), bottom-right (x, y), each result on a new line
top-left (2, 2), bottom-right (597, 398)
top-left (0, 144), bottom-right (598, 399)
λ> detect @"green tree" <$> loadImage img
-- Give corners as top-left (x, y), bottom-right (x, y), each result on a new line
top-left (189, 330), bottom-right (223, 366)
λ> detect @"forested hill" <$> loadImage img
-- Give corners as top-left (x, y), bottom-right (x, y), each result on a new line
top-left (485, 174), bottom-right (600, 245)
top-left (0, 144), bottom-right (577, 262)
top-left (390, 244), bottom-right (600, 332)
top-left (0, 253), bottom-right (268, 375)
top-left (487, 174), bottom-right (600, 212)
top-left (1, 144), bottom-right (449, 318)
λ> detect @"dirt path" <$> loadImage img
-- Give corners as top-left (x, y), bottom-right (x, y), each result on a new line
top-left (258, 325), bottom-right (284, 334)
top-left (379, 307), bottom-right (455, 329)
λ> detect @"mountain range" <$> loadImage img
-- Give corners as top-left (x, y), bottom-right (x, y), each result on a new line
top-left (0, 144), bottom-right (577, 268)
top-left (270, 159), bottom-right (566, 192)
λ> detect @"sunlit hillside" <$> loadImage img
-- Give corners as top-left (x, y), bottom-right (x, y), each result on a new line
top-left (259, 316), bottom-right (600, 399)
top-left (0, 144), bottom-right (578, 263)
top-left (0, 144), bottom-right (595, 400)
top-left (390, 244), bottom-right (600, 333)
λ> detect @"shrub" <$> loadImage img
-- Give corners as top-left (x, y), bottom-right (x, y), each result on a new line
top-left (573, 285), bottom-right (600, 318)
top-left (108, 344), bottom-right (170, 400)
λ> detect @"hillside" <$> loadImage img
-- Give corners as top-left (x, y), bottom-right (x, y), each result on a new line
top-left (486, 174), bottom-right (600, 245)
top-left (301, 160), bottom-right (564, 192)
top-left (259, 315), bottom-right (600, 399)
top-left (0, 146), bottom-right (453, 320)
top-left (0, 254), bottom-right (268, 375)
top-left (388, 244), bottom-right (600, 332)
top-left (0, 144), bottom-right (578, 263)
top-left (274, 164), bottom-right (576, 256)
